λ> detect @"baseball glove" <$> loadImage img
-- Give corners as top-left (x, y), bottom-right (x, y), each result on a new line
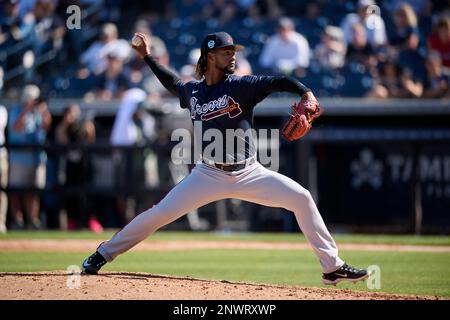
top-left (281, 99), bottom-right (322, 141)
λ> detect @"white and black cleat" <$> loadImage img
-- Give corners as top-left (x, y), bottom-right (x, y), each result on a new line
top-left (322, 263), bottom-right (369, 286)
top-left (81, 251), bottom-right (107, 275)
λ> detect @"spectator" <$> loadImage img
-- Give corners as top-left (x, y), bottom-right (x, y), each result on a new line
top-left (346, 23), bottom-right (377, 69)
top-left (31, 0), bottom-right (65, 54)
top-left (31, 0), bottom-right (66, 80)
top-left (0, 0), bottom-right (34, 46)
top-left (18, 0), bottom-right (37, 20)
top-left (0, 105), bottom-right (7, 233)
top-left (368, 61), bottom-right (402, 98)
top-left (422, 51), bottom-right (450, 98)
top-left (427, 15), bottom-right (450, 70)
top-left (55, 104), bottom-right (102, 232)
top-left (110, 88), bottom-right (156, 147)
top-left (416, 0), bottom-right (434, 41)
top-left (389, 3), bottom-right (420, 52)
top-left (7, 85), bottom-right (51, 230)
top-left (340, 0), bottom-right (387, 48)
top-left (110, 88), bottom-right (157, 225)
top-left (388, 3), bottom-right (426, 81)
top-left (304, 2), bottom-right (322, 24)
top-left (314, 26), bottom-right (347, 70)
top-left (202, 0), bottom-right (237, 27)
top-left (125, 55), bottom-right (148, 90)
top-left (0, 0), bottom-right (35, 73)
top-left (86, 51), bottom-right (130, 101)
top-left (259, 17), bottom-right (310, 76)
top-left (291, 2), bottom-right (326, 49)
top-left (79, 22), bottom-right (131, 77)
top-left (399, 65), bottom-right (424, 97)
top-left (368, 61), bottom-right (423, 98)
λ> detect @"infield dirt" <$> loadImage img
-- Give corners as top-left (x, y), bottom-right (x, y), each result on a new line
top-left (1, 239), bottom-right (449, 300)
top-left (0, 271), bottom-right (445, 300)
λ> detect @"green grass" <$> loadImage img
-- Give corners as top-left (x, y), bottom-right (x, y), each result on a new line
top-left (1, 230), bottom-right (450, 246)
top-left (1, 231), bottom-right (449, 297)
top-left (0, 249), bottom-right (449, 297)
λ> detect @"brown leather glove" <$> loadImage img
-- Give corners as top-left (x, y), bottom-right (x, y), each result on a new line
top-left (281, 99), bottom-right (322, 141)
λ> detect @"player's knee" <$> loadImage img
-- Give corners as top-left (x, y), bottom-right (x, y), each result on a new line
top-left (283, 188), bottom-right (313, 211)
top-left (302, 189), bottom-right (314, 202)
top-left (135, 205), bottom-right (160, 222)
top-left (289, 188), bottom-right (314, 210)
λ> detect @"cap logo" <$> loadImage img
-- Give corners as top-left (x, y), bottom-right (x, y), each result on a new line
top-left (208, 40), bottom-right (215, 49)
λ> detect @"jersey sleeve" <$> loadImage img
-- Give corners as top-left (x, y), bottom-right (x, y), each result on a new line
top-left (176, 82), bottom-right (191, 109)
top-left (143, 55), bottom-right (193, 109)
top-left (240, 75), bottom-right (311, 106)
top-left (143, 55), bottom-right (182, 97)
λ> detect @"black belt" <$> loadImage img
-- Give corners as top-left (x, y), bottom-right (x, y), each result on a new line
top-left (203, 157), bottom-right (256, 172)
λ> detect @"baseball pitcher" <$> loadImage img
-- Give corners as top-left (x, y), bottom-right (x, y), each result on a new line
top-left (82, 31), bottom-right (369, 286)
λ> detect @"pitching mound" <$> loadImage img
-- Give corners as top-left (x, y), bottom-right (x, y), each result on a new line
top-left (0, 271), bottom-right (443, 300)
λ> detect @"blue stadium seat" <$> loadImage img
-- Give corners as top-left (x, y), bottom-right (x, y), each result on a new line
top-left (53, 75), bottom-right (97, 98)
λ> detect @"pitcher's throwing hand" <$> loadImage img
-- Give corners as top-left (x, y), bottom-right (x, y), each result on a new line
top-left (131, 32), bottom-right (151, 59)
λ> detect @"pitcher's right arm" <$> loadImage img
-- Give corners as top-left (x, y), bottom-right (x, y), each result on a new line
top-left (131, 32), bottom-right (182, 97)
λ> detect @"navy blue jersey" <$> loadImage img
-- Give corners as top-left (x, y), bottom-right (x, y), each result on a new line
top-left (143, 55), bottom-right (310, 164)
top-left (176, 75), bottom-right (274, 163)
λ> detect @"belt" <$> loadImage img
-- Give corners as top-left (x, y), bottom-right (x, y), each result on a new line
top-left (203, 157), bottom-right (256, 172)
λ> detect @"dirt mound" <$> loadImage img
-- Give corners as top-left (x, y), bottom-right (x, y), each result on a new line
top-left (0, 271), bottom-right (443, 300)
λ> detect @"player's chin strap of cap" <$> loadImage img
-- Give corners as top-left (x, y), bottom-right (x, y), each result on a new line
top-left (202, 155), bottom-right (256, 171)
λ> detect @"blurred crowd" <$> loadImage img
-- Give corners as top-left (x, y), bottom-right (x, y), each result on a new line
top-left (0, 0), bottom-right (449, 99)
top-left (0, 84), bottom-right (165, 232)
top-left (0, 0), bottom-right (449, 233)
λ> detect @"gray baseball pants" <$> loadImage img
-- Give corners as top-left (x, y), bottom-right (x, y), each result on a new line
top-left (97, 161), bottom-right (344, 273)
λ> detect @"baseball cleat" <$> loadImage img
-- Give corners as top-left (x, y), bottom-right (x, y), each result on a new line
top-left (322, 263), bottom-right (369, 286)
top-left (82, 251), bottom-right (107, 275)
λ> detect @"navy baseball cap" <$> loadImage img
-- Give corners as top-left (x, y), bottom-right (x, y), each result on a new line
top-left (200, 32), bottom-right (244, 55)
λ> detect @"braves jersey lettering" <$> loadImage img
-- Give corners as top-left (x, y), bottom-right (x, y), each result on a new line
top-left (190, 95), bottom-right (228, 119)
top-left (189, 96), bottom-right (243, 121)
top-left (179, 75), bottom-right (273, 163)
